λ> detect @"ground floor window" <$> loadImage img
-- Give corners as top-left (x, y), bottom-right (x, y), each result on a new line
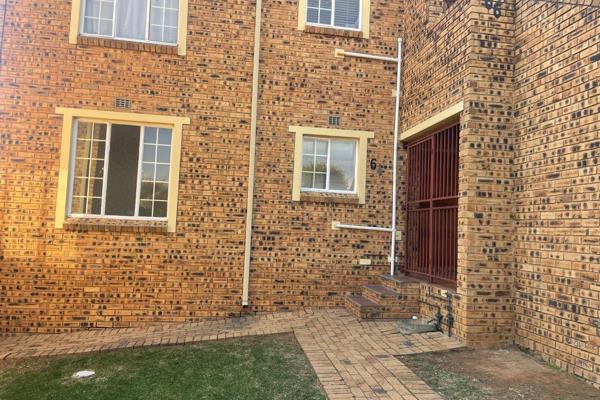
top-left (54, 108), bottom-right (189, 232)
top-left (289, 126), bottom-right (373, 204)
top-left (70, 121), bottom-right (173, 218)
top-left (404, 123), bottom-right (459, 285)
top-left (301, 137), bottom-right (357, 194)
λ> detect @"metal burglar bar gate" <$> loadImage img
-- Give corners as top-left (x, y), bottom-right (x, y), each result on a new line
top-left (404, 124), bottom-right (459, 286)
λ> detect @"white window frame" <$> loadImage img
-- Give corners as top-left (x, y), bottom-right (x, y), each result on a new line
top-left (79, 0), bottom-right (179, 47)
top-left (67, 118), bottom-right (172, 222)
top-left (305, 0), bottom-right (362, 32)
top-left (300, 136), bottom-right (358, 195)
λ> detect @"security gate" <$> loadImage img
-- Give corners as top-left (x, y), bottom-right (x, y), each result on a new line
top-left (404, 124), bottom-right (459, 285)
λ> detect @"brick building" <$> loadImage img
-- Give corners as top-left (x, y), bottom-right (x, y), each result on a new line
top-left (1, 0), bottom-right (599, 388)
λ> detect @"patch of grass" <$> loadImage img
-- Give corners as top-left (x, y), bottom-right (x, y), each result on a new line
top-left (401, 359), bottom-right (492, 400)
top-left (0, 334), bottom-right (326, 400)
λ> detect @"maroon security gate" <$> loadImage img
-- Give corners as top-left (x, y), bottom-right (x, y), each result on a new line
top-left (404, 124), bottom-right (459, 286)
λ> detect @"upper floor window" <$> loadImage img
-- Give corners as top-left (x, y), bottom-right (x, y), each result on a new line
top-left (81, 0), bottom-right (179, 44)
top-left (306, 0), bottom-right (361, 30)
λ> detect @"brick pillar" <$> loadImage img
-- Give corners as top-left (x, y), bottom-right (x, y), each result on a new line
top-left (456, 0), bottom-right (516, 347)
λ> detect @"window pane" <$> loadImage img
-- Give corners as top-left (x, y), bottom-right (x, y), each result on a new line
top-left (144, 127), bottom-right (157, 144)
top-left (71, 121), bottom-right (107, 215)
top-left (83, 0), bottom-right (114, 35)
top-left (301, 172), bottom-right (313, 188)
top-left (314, 173), bottom-right (326, 189)
top-left (329, 139), bottom-right (356, 191)
top-left (302, 155), bottom-right (314, 171)
top-left (104, 124), bottom-right (141, 216)
top-left (99, 20), bottom-right (113, 36)
top-left (307, 8), bottom-right (319, 24)
top-left (334, 0), bottom-right (360, 29)
top-left (157, 146), bottom-right (170, 163)
top-left (153, 201), bottom-right (167, 218)
top-left (154, 182), bottom-right (168, 201)
top-left (303, 138), bottom-right (315, 155)
top-left (142, 163), bottom-right (155, 180)
top-left (315, 140), bottom-right (328, 156)
top-left (319, 9), bottom-right (332, 25)
top-left (83, 18), bottom-right (99, 35)
top-left (88, 197), bottom-right (103, 215)
top-left (139, 200), bottom-right (152, 217)
top-left (116, 0), bottom-right (148, 40)
top-left (140, 181), bottom-right (154, 199)
top-left (138, 127), bottom-right (172, 217)
top-left (315, 156), bottom-right (327, 173)
top-left (149, 0), bottom-right (179, 43)
top-left (164, 27), bottom-right (177, 43)
top-left (143, 144), bottom-right (156, 162)
top-left (155, 164), bottom-right (170, 182)
top-left (71, 197), bottom-right (86, 214)
top-left (158, 128), bottom-right (172, 145)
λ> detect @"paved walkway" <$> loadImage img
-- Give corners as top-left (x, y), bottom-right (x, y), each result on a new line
top-left (0, 309), bottom-right (462, 399)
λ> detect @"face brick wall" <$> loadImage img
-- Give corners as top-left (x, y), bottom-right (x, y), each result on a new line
top-left (0, 0), bottom-right (403, 333)
top-left (399, 0), bottom-right (516, 347)
top-left (513, 0), bottom-right (600, 387)
top-left (400, 0), bottom-right (471, 340)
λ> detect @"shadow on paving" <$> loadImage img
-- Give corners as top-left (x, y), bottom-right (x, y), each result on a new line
top-left (397, 346), bottom-right (599, 400)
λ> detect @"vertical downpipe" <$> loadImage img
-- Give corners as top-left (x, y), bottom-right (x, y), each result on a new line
top-left (390, 38), bottom-right (403, 276)
top-left (242, 0), bottom-right (263, 306)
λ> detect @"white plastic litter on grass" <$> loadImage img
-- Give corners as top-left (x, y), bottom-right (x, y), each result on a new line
top-left (72, 370), bottom-right (95, 379)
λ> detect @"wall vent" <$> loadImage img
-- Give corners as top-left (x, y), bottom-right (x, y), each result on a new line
top-left (115, 98), bottom-right (131, 109)
top-left (328, 115), bottom-right (341, 126)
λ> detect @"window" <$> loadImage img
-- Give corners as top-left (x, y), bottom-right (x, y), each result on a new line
top-left (306, 0), bottom-right (361, 30)
top-left (290, 126), bottom-right (374, 204)
top-left (298, 0), bottom-right (369, 38)
top-left (301, 137), bottom-right (357, 193)
top-left (68, 0), bottom-right (188, 55)
top-left (55, 108), bottom-right (190, 232)
top-left (70, 121), bottom-right (172, 219)
top-left (81, 0), bottom-right (178, 44)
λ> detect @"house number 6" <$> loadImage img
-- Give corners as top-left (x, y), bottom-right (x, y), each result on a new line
top-left (370, 159), bottom-right (377, 170)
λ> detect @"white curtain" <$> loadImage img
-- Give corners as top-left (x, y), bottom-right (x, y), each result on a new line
top-left (334, 0), bottom-right (360, 29)
top-left (116, 0), bottom-right (148, 40)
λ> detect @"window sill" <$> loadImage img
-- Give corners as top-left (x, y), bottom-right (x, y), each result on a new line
top-left (303, 25), bottom-right (365, 39)
top-left (62, 217), bottom-right (169, 233)
top-left (77, 35), bottom-right (179, 55)
top-left (297, 192), bottom-right (360, 205)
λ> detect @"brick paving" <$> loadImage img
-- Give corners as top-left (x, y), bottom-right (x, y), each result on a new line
top-left (0, 309), bottom-right (462, 399)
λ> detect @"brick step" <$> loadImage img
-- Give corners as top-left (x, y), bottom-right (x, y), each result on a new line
top-left (379, 274), bottom-right (421, 299)
top-left (362, 284), bottom-right (402, 305)
top-left (345, 295), bottom-right (383, 320)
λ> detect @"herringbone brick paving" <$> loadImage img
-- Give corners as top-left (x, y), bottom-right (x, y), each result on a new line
top-left (0, 309), bottom-right (462, 399)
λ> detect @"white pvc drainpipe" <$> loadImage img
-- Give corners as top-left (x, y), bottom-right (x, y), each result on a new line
top-left (242, 0), bottom-right (263, 307)
top-left (334, 38), bottom-right (403, 276)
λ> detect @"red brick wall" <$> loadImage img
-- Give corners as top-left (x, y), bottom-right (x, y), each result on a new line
top-left (513, 0), bottom-right (600, 387)
top-left (0, 0), bottom-right (403, 333)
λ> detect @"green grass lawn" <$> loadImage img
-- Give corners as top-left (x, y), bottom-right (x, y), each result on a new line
top-left (0, 334), bottom-right (326, 400)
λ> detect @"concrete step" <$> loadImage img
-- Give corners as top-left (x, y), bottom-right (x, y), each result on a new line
top-left (345, 294), bottom-right (382, 320)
